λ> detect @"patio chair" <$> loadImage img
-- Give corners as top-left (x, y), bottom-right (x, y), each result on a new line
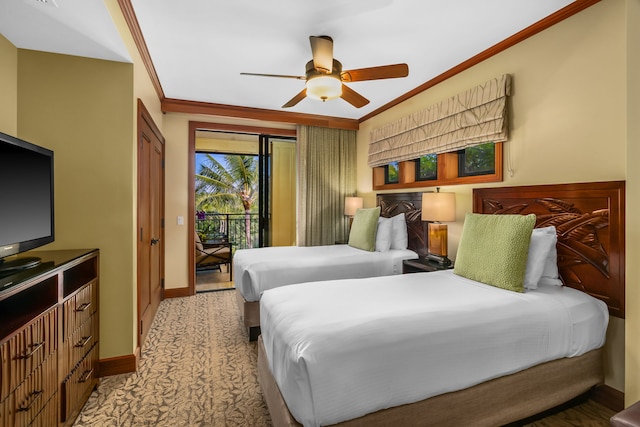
top-left (195, 232), bottom-right (233, 281)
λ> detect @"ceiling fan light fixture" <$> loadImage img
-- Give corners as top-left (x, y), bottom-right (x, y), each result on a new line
top-left (306, 75), bottom-right (342, 102)
top-left (242, 38), bottom-right (406, 108)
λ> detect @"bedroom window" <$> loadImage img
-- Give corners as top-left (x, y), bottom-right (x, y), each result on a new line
top-left (415, 154), bottom-right (437, 181)
top-left (458, 143), bottom-right (495, 177)
top-left (372, 142), bottom-right (503, 190)
top-left (385, 161), bottom-right (399, 184)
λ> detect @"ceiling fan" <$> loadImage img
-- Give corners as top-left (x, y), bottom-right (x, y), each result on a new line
top-left (241, 35), bottom-right (409, 108)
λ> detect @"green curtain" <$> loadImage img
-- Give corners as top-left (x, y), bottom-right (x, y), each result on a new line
top-left (297, 125), bottom-right (357, 246)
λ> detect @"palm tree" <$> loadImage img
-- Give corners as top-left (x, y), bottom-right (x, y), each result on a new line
top-left (196, 154), bottom-right (258, 247)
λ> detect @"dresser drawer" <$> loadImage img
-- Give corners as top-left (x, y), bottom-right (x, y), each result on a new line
top-left (6, 308), bottom-right (58, 395)
top-left (10, 353), bottom-right (57, 427)
top-left (64, 314), bottom-right (96, 376)
top-left (61, 344), bottom-right (98, 422)
top-left (63, 280), bottom-right (97, 339)
top-left (0, 341), bottom-right (8, 403)
top-left (0, 394), bottom-right (9, 427)
top-left (25, 391), bottom-right (58, 427)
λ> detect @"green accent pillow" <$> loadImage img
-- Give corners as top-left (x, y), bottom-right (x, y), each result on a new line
top-left (454, 213), bottom-right (536, 292)
top-left (348, 207), bottom-right (381, 252)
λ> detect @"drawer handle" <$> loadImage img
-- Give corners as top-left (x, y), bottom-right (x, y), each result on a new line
top-left (75, 335), bottom-right (93, 348)
top-left (78, 369), bottom-right (93, 383)
top-left (18, 342), bottom-right (44, 359)
top-left (17, 389), bottom-right (43, 411)
top-left (75, 302), bottom-right (91, 312)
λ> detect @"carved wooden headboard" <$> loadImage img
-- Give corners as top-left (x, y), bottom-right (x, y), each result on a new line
top-left (376, 193), bottom-right (428, 258)
top-left (473, 181), bottom-right (625, 318)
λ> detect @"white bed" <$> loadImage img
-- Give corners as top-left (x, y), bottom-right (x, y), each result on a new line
top-left (234, 244), bottom-right (417, 302)
top-left (256, 181), bottom-right (627, 426)
top-left (234, 192), bottom-right (426, 340)
top-left (260, 270), bottom-right (609, 427)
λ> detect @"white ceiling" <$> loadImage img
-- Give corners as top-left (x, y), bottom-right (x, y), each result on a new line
top-left (1, 0), bottom-right (578, 121)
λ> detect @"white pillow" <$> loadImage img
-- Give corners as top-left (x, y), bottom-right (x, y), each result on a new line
top-left (389, 213), bottom-right (408, 250)
top-left (539, 238), bottom-right (563, 286)
top-left (524, 226), bottom-right (557, 289)
top-left (375, 217), bottom-right (393, 252)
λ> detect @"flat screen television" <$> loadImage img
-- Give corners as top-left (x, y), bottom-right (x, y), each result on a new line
top-left (0, 131), bottom-right (54, 274)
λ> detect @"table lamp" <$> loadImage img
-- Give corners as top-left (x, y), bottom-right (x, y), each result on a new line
top-left (344, 196), bottom-right (363, 235)
top-left (422, 190), bottom-right (455, 266)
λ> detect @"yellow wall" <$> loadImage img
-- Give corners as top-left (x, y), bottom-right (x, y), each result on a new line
top-left (103, 1), bottom-right (162, 127)
top-left (105, 0), bottom-right (164, 355)
top-left (17, 50), bottom-right (136, 359)
top-left (196, 136), bottom-right (258, 155)
top-left (0, 34), bottom-right (17, 135)
top-left (624, 0), bottom-right (640, 406)
top-left (357, 0), bottom-right (629, 392)
top-left (161, 113), bottom-right (191, 289)
top-left (271, 141), bottom-right (297, 246)
top-left (0, 1), bottom-right (165, 361)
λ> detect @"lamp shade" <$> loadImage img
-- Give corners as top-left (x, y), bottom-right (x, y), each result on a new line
top-left (422, 192), bottom-right (455, 222)
top-left (344, 196), bottom-right (364, 216)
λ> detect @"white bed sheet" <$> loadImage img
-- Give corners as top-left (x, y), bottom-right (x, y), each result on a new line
top-left (260, 270), bottom-right (609, 427)
top-left (233, 244), bottom-right (418, 301)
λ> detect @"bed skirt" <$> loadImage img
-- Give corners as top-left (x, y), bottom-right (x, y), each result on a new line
top-left (257, 336), bottom-right (604, 427)
top-left (235, 288), bottom-right (260, 340)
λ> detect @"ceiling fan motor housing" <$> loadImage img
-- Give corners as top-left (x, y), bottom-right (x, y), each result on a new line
top-left (305, 59), bottom-right (342, 77)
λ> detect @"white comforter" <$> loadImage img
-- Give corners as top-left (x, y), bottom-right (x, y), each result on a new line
top-left (260, 270), bottom-right (609, 427)
top-left (233, 245), bottom-right (417, 301)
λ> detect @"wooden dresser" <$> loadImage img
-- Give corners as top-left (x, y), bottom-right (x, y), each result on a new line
top-left (0, 249), bottom-right (99, 427)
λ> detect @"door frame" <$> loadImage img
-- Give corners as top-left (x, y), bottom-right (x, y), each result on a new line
top-left (187, 121), bottom-right (296, 295)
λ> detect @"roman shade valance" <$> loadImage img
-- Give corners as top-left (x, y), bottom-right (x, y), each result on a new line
top-left (368, 74), bottom-right (511, 167)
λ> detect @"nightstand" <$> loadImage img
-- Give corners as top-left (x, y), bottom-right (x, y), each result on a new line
top-left (403, 257), bottom-right (454, 274)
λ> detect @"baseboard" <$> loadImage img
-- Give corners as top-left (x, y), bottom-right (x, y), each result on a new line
top-left (591, 384), bottom-right (624, 412)
top-left (99, 346), bottom-right (140, 377)
top-left (164, 287), bottom-right (190, 298)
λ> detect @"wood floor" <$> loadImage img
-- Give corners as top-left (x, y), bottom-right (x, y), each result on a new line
top-left (196, 267), bottom-right (234, 292)
top-left (507, 395), bottom-right (616, 426)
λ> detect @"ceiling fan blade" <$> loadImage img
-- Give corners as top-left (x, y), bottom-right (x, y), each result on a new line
top-left (340, 84), bottom-right (369, 108)
top-left (282, 88), bottom-right (307, 108)
top-left (240, 72), bottom-right (305, 80)
top-left (309, 35), bottom-right (334, 74)
top-left (340, 63), bottom-right (409, 82)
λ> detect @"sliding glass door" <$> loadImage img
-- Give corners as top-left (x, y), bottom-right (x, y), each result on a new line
top-left (258, 135), bottom-right (296, 248)
top-left (195, 132), bottom-right (296, 251)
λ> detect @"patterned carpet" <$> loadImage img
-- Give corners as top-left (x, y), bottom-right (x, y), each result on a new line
top-left (73, 290), bottom-right (272, 427)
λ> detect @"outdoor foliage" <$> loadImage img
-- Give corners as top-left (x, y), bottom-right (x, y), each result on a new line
top-left (386, 161), bottom-right (399, 183)
top-left (195, 154), bottom-right (258, 214)
top-left (461, 142), bottom-right (495, 175)
top-left (195, 154), bottom-right (259, 247)
top-left (417, 154), bottom-right (437, 180)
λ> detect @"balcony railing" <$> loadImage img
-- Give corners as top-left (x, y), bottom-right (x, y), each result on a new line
top-left (196, 212), bottom-right (260, 251)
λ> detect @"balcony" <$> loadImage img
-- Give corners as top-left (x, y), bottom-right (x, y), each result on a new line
top-left (195, 212), bottom-right (260, 251)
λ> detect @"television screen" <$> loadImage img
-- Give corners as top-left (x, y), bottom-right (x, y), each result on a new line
top-left (0, 131), bottom-right (54, 271)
